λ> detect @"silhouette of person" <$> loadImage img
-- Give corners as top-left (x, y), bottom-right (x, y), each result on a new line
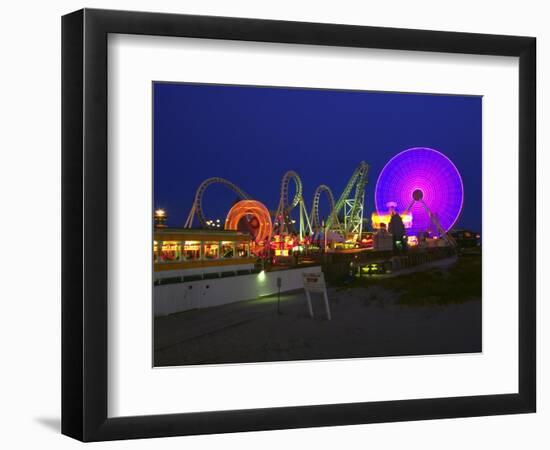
top-left (388, 206), bottom-right (405, 252)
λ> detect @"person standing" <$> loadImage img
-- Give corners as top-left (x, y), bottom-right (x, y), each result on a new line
top-left (388, 205), bottom-right (405, 252)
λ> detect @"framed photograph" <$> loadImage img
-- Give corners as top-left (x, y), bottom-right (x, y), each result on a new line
top-left (62, 8), bottom-right (536, 441)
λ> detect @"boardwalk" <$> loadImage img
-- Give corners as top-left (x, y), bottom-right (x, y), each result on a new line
top-left (155, 284), bottom-right (481, 367)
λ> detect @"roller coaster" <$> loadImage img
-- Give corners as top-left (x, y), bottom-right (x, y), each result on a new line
top-left (184, 177), bottom-right (251, 229)
top-left (184, 162), bottom-right (370, 243)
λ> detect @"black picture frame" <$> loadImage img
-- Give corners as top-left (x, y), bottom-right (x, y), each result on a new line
top-left (62, 8), bottom-right (536, 442)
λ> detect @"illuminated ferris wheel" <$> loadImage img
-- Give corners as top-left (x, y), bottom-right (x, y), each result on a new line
top-left (374, 147), bottom-right (464, 240)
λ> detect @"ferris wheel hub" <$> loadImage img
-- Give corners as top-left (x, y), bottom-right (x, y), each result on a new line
top-left (412, 189), bottom-right (424, 201)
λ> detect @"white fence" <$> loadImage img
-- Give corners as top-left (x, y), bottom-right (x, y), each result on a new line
top-left (154, 266), bottom-right (321, 317)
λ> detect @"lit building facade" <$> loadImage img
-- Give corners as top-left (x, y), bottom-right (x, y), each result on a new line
top-left (154, 228), bottom-right (255, 280)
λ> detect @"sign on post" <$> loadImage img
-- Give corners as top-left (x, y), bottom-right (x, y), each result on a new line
top-left (302, 272), bottom-right (331, 320)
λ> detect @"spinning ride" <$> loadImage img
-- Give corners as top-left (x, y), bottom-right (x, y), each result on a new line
top-left (225, 200), bottom-right (273, 244)
top-left (374, 147), bottom-right (463, 241)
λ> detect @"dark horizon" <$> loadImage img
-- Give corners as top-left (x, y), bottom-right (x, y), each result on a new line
top-left (154, 83), bottom-right (482, 233)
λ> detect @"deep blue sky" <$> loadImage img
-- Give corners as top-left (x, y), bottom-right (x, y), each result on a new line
top-left (154, 83), bottom-right (481, 232)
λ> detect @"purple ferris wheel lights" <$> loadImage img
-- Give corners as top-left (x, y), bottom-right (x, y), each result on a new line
top-left (374, 147), bottom-right (464, 236)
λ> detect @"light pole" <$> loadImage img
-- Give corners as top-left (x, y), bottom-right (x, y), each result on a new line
top-left (323, 220), bottom-right (328, 253)
top-left (276, 277), bottom-right (282, 315)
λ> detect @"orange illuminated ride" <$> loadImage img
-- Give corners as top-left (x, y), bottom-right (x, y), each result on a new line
top-left (224, 200), bottom-right (273, 244)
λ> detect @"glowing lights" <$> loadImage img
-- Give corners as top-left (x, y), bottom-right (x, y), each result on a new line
top-left (225, 200), bottom-right (273, 243)
top-left (154, 208), bottom-right (168, 229)
top-left (156, 241), bottom-right (181, 262)
top-left (257, 270), bottom-right (266, 281)
top-left (360, 234), bottom-right (374, 249)
top-left (375, 147), bottom-right (464, 236)
top-left (271, 233), bottom-right (300, 256)
top-left (205, 219), bottom-right (222, 228)
top-left (371, 212), bottom-right (413, 230)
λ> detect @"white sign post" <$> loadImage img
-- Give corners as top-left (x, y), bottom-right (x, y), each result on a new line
top-left (302, 272), bottom-right (331, 320)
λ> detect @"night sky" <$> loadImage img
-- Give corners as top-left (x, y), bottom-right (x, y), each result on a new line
top-left (153, 83), bottom-right (481, 232)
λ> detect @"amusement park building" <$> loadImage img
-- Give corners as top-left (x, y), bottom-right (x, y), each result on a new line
top-left (154, 228), bottom-right (255, 280)
top-left (153, 228), bottom-right (322, 316)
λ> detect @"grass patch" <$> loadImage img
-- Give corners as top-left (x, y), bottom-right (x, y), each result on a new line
top-left (348, 252), bottom-right (481, 306)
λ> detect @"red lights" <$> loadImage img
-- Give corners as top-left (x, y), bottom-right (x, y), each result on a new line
top-left (225, 200), bottom-right (273, 244)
